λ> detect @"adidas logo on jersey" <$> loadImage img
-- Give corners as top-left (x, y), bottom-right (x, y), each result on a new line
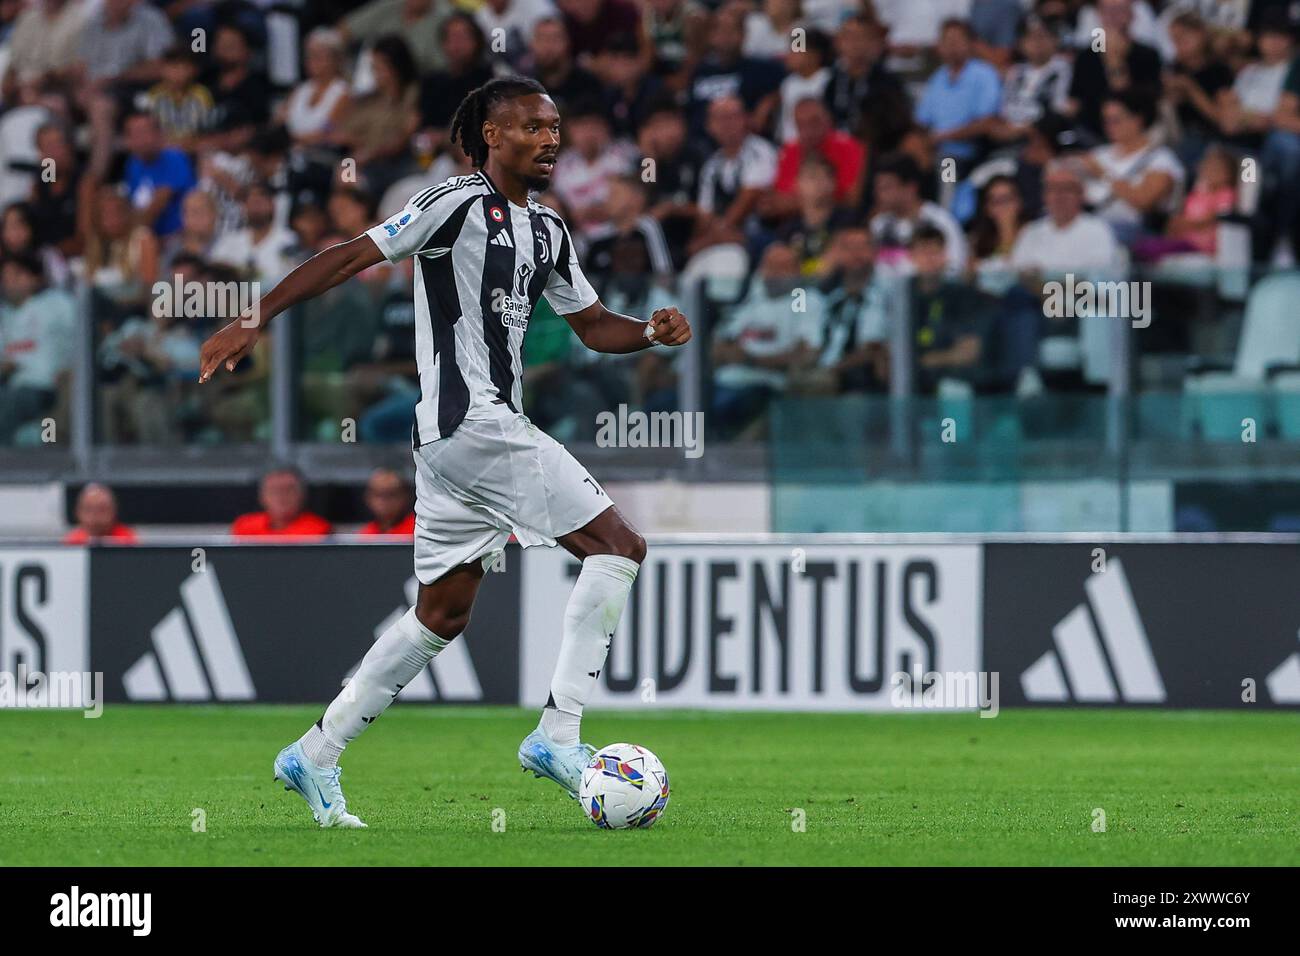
top-left (490, 230), bottom-right (514, 248)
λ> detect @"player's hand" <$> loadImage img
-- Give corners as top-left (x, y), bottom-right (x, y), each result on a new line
top-left (198, 318), bottom-right (261, 382)
top-left (647, 307), bottom-right (691, 347)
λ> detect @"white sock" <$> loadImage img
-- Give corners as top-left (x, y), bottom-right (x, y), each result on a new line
top-left (543, 554), bottom-right (639, 745)
top-left (299, 607), bottom-right (449, 767)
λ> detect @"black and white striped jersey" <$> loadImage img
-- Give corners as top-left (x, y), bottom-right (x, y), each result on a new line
top-left (364, 170), bottom-right (598, 446)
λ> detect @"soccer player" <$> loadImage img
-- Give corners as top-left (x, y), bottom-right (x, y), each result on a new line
top-left (197, 77), bottom-right (692, 828)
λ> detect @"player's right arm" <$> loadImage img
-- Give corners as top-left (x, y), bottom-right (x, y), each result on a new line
top-left (199, 234), bottom-right (385, 382)
top-left (199, 184), bottom-right (466, 382)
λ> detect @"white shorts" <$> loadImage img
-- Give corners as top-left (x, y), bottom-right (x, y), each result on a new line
top-left (411, 402), bottom-right (612, 584)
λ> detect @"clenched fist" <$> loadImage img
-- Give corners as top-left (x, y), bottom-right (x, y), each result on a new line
top-left (646, 307), bottom-right (691, 347)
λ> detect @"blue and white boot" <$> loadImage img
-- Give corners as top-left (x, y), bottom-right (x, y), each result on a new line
top-left (273, 742), bottom-right (367, 829)
top-left (518, 727), bottom-right (596, 798)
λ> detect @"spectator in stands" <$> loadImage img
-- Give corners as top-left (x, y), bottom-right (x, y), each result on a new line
top-left (1074, 91), bottom-right (1185, 246)
top-left (97, 252), bottom-right (202, 445)
top-left (523, 15), bottom-right (601, 114)
top-left (341, 0), bottom-right (449, 75)
top-left (915, 18), bottom-right (1003, 171)
top-left (3, 0), bottom-right (88, 98)
top-left (709, 241), bottom-right (821, 437)
top-left (1133, 143), bottom-right (1238, 262)
top-left (122, 111), bottom-right (196, 238)
top-left (358, 468), bottom-right (416, 536)
top-left (74, 0), bottom-right (172, 88)
top-left (1010, 160), bottom-right (1125, 390)
top-left (643, 0), bottom-right (708, 84)
top-left (969, 0), bottom-right (1025, 66)
top-left (161, 190), bottom-right (220, 272)
top-left (1066, 0), bottom-right (1163, 143)
top-left (692, 94), bottom-right (777, 253)
top-left (594, 30), bottom-right (665, 139)
top-left (230, 466), bottom-right (333, 539)
top-left (278, 28), bottom-right (351, 154)
top-left (637, 98), bottom-right (707, 268)
top-left (686, 2), bottom-right (784, 135)
top-left (901, 225), bottom-right (991, 395)
top-left (1259, 31), bottom-right (1300, 262)
top-left (869, 152), bottom-right (969, 273)
top-left (335, 35), bottom-right (421, 198)
top-left (1164, 11), bottom-right (1236, 170)
top-left (29, 121), bottom-right (82, 257)
top-left (806, 226), bottom-right (891, 393)
top-left (548, 99), bottom-right (638, 233)
top-left (766, 97), bottom-right (866, 220)
top-left (776, 154), bottom-right (857, 276)
top-left (74, 0), bottom-right (175, 181)
top-left (743, 0), bottom-right (804, 60)
top-left (1219, 14), bottom-right (1293, 150)
top-left (967, 174), bottom-right (1030, 284)
top-left (201, 23), bottom-right (271, 155)
top-left (776, 28), bottom-right (832, 144)
top-left (964, 111), bottom-right (1071, 223)
top-left (875, 0), bottom-right (966, 75)
top-left (419, 13), bottom-right (496, 153)
top-left (557, 0), bottom-right (644, 60)
top-left (822, 15), bottom-right (910, 154)
top-left (988, 15), bottom-right (1072, 146)
top-left (141, 49), bottom-right (215, 152)
top-left (1011, 160), bottom-right (1124, 277)
top-left (4, 202), bottom-right (69, 290)
top-left (63, 483), bottom-right (137, 544)
top-left (476, 0), bottom-right (558, 71)
top-left (582, 175), bottom-right (674, 282)
top-left (83, 183), bottom-right (160, 311)
top-left (0, 253), bottom-right (76, 443)
top-left (210, 181), bottom-right (298, 288)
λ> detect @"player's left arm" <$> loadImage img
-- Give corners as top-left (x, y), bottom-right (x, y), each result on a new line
top-left (562, 302), bottom-right (692, 354)
top-left (544, 218), bottom-right (690, 353)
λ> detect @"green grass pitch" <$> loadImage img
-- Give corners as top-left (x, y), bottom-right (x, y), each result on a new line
top-left (0, 706), bottom-right (1295, 866)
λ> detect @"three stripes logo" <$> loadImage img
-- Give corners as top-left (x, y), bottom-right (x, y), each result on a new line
top-left (123, 567), bottom-right (255, 701)
top-left (1021, 559), bottom-right (1166, 703)
top-left (489, 230), bottom-right (514, 248)
top-left (341, 576), bottom-right (482, 701)
top-left (1265, 632), bottom-right (1300, 703)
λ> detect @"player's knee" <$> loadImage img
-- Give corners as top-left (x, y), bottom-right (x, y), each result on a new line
top-left (615, 528), bottom-right (647, 564)
top-left (415, 605), bottom-right (471, 640)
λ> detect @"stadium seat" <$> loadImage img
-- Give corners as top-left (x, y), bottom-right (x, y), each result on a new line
top-left (1184, 271), bottom-right (1300, 438)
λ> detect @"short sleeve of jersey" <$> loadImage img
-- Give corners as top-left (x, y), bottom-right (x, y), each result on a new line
top-left (365, 183), bottom-right (476, 262)
top-left (542, 217), bottom-right (599, 315)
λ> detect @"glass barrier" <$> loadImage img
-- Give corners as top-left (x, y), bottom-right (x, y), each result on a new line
top-left (90, 273), bottom-right (270, 447)
top-left (7, 254), bottom-right (1300, 534)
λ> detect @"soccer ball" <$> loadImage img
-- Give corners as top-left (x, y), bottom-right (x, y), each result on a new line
top-left (578, 743), bottom-right (670, 829)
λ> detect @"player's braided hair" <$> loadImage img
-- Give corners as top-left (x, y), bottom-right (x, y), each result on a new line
top-left (450, 76), bottom-right (548, 168)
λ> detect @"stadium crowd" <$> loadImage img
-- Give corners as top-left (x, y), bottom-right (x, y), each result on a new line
top-left (0, 0), bottom-right (1298, 449)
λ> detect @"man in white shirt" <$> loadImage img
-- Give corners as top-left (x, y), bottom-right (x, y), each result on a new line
top-left (476, 0), bottom-right (556, 68)
top-left (0, 254), bottom-right (76, 442)
top-left (869, 152), bottom-right (969, 274)
top-left (211, 181), bottom-right (298, 288)
top-left (1010, 161), bottom-right (1126, 386)
top-left (1011, 161), bottom-right (1124, 275)
top-left (710, 242), bottom-right (821, 434)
